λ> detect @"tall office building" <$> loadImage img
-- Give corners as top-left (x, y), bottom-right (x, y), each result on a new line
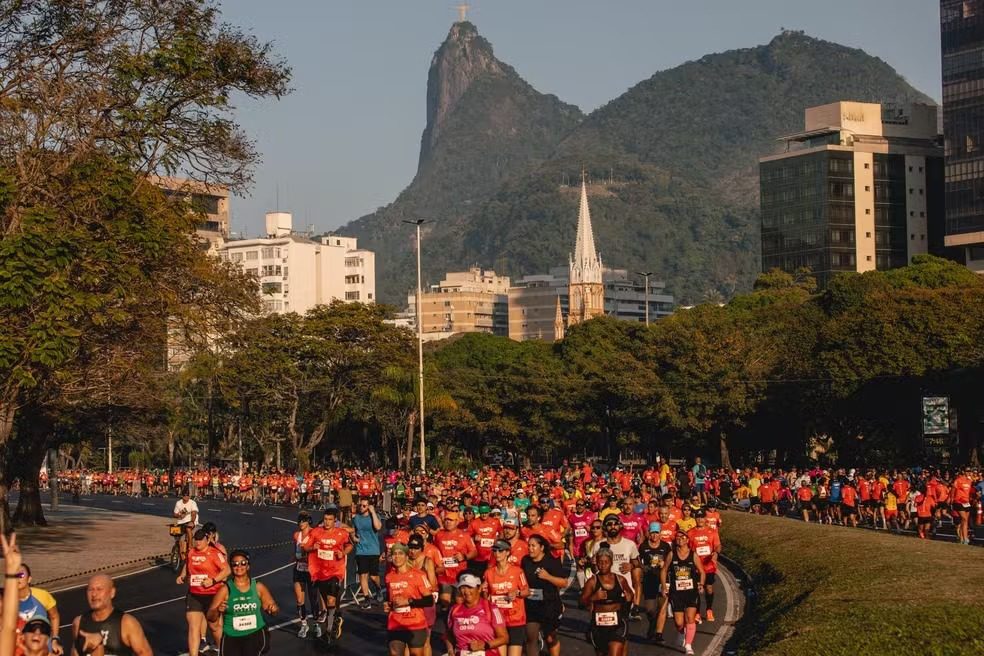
top-left (760, 101), bottom-right (944, 287)
top-left (941, 0), bottom-right (984, 272)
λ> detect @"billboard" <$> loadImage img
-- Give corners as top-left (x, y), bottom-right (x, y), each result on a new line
top-left (922, 396), bottom-right (950, 435)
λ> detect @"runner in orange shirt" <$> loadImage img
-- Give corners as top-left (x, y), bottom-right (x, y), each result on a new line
top-left (303, 507), bottom-right (353, 644)
top-left (688, 511), bottom-right (722, 623)
top-left (469, 505), bottom-right (501, 578)
top-left (952, 467), bottom-right (974, 545)
top-left (484, 539), bottom-right (530, 656)
top-left (384, 543), bottom-right (434, 656)
top-left (177, 528), bottom-right (231, 656)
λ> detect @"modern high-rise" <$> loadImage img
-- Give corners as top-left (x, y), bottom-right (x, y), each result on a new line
top-left (941, 0), bottom-right (984, 272)
top-left (218, 212), bottom-right (375, 315)
top-left (759, 101), bottom-right (944, 287)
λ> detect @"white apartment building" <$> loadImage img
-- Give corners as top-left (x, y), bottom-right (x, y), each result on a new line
top-left (218, 212), bottom-right (375, 315)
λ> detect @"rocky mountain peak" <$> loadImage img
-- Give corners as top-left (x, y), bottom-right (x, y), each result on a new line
top-left (420, 21), bottom-right (504, 167)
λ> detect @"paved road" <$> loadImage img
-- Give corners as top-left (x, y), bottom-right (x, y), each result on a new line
top-left (42, 495), bottom-right (738, 656)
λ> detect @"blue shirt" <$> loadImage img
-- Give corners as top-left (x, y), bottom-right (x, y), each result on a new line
top-left (18, 594), bottom-right (48, 623)
top-left (352, 512), bottom-right (380, 556)
top-left (830, 480), bottom-right (843, 502)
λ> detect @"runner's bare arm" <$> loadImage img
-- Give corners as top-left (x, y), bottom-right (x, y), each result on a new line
top-left (121, 613), bottom-right (153, 656)
top-left (256, 582), bottom-right (279, 615)
top-left (205, 585), bottom-right (229, 624)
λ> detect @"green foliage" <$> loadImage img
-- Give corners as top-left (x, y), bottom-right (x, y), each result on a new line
top-left (724, 511), bottom-right (984, 656)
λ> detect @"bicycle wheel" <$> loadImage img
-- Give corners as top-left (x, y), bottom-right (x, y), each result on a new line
top-left (170, 541), bottom-right (182, 573)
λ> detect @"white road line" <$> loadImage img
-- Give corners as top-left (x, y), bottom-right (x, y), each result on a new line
top-left (271, 516), bottom-right (296, 524)
top-left (705, 562), bottom-right (743, 656)
top-left (240, 511), bottom-right (254, 516)
top-left (110, 500), bottom-right (123, 504)
top-left (50, 564), bottom-right (168, 594)
top-left (141, 503), bottom-right (155, 506)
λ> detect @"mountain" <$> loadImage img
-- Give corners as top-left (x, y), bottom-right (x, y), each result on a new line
top-left (339, 21), bottom-right (583, 304)
top-left (341, 28), bottom-right (935, 305)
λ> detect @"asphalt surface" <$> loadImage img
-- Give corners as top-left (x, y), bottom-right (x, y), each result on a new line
top-left (40, 494), bottom-right (737, 656)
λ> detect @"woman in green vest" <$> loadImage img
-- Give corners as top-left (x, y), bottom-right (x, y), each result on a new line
top-left (206, 549), bottom-right (279, 656)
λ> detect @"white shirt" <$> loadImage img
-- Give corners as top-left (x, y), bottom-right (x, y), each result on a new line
top-left (174, 498), bottom-right (200, 525)
top-left (588, 536), bottom-right (640, 592)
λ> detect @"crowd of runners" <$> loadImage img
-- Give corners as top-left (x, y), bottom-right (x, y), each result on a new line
top-left (6, 458), bottom-right (983, 656)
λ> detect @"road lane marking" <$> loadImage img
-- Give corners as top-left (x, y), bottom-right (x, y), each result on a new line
top-left (51, 564), bottom-right (169, 595)
top-left (110, 500), bottom-right (123, 504)
top-left (705, 562), bottom-right (742, 656)
top-left (271, 516), bottom-right (296, 524)
top-left (240, 511), bottom-right (254, 515)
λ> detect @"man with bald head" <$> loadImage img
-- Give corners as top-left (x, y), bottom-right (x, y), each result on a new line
top-left (71, 574), bottom-right (153, 656)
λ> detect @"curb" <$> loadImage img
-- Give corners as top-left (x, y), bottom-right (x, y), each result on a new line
top-left (704, 559), bottom-right (745, 656)
top-left (37, 539), bottom-right (293, 586)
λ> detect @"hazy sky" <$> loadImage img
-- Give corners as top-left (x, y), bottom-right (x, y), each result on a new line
top-left (221, 0), bottom-right (942, 237)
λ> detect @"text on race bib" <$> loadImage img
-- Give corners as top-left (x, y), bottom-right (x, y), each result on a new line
top-left (492, 595), bottom-right (513, 609)
top-left (696, 546), bottom-right (711, 557)
top-left (675, 578), bottom-right (694, 591)
top-left (442, 557), bottom-right (458, 569)
top-left (317, 549), bottom-right (336, 561)
top-left (189, 574), bottom-right (207, 587)
top-left (232, 615), bottom-right (257, 631)
top-left (595, 611), bottom-right (618, 626)
top-left (480, 538), bottom-right (494, 548)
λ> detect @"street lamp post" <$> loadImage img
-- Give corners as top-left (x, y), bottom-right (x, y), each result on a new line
top-left (635, 271), bottom-right (653, 326)
top-left (402, 218), bottom-right (428, 473)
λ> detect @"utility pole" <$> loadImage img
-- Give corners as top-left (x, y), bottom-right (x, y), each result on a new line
top-left (635, 271), bottom-right (653, 326)
top-left (402, 218), bottom-right (428, 473)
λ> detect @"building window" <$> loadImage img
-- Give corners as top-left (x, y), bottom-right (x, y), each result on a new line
top-left (865, 185), bottom-right (870, 192)
top-left (245, 251), bottom-right (258, 261)
top-left (909, 188), bottom-right (914, 195)
top-left (911, 234), bottom-right (916, 240)
top-left (345, 257), bottom-right (363, 267)
top-left (261, 282), bottom-right (282, 295)
top-left (231, 252), bottom-right (243, 263)
top-left (866, 232), bottom-right (872, 238)
top-left (920, 211), bottom-right (925, 217)
top-left (864, 162), bottom-right (870, 169)
top-left (245, 267), bottom-right (258, 276)
top-left (262, 300), bottom-right (283, 312)
top-left (345, 274), bottom-right (360, 284)
top-left (368, 293), bottom-right (373, 300)
top-left (261, 247), bottom-right (274, 259)
top-left (866, 255), bottom-right (872, 262)
top-left (865, 208), bottom-right (871, 215)
top-left (345, 291), bottom-right (360, 300)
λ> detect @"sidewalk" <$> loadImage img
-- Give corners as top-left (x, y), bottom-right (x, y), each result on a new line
top-left (3, 503), bottom-right (172, 587)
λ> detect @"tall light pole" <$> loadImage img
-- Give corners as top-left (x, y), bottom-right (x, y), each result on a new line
top-left (635, 271), bottom-right (653, 326)
top-left (402, 218), bottom-right (428, 473)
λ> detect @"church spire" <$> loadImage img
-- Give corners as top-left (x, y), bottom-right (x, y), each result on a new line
top-left (569, 171), bottom-right (602, 285)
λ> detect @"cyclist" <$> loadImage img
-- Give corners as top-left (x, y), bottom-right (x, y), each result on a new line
top-left (302, 506), bottom-right (352, 644)
top-left (521, 534), bottom-right (566, 656)
top-left (661, 530), bottom-right (705, 656)
top-left (579, 547), bottom-right (632, 656)
top-left (447, 572), bottom-right (507, 656)
top-left (173, 488), bottom-right (200, 559)
top-left (484, 539), bottom-right (529, 656)
top-left (206, 550), bottom-right (279, 656)
top-left (384, 543), bottom-right (434, 656)
top-left (177, 528), bottom-right (231, 656)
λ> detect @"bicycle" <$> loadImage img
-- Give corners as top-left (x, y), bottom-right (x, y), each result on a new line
top-left (167, 523), bottom-right (193, 573)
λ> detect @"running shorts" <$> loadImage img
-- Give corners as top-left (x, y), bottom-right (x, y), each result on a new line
top-left (705, 572), bottom-right (716, 585)
top-left (526, 600), bottom-right (563, 636)
top-left (219, 627), bottom-right (270, 656)
top-left (293, 567), bottom-right (311, 585)
top-left (506, 625), bottom-right (525, 646)
top-left (356, 555), bottom-right (379, 575)
top-left (589, 614), bottom-right (628, 648)
top-left (316, 577), bottom-right (342, 599)
top-left (186, 592), bottom-right (215, 613)
top-left (669, 591), bottom-right (699, 609)
top-left (387, 628), bottom-right (428, 649)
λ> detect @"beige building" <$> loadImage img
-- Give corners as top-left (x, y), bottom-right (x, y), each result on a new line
top-left (409, 268), bottom-right (510, 342)
top-left (760, 101), bottom-right (944, 287)
top-left (508, 274), bottom-right (567, 341)
top-left (154, 175), bottom-right (230, 246)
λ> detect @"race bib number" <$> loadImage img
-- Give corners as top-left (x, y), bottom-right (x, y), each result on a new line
top-left (492, 595), bottom-right (513, 609)
top-left (675, 578), bottom-right (694, 591)
top-left (318, 549), bottom-right (336, 561)
top-left (461, 652), bottom-right (484, 656)
top-left (442, 557), bottom-right (459, 569)
top-left (480, 538), bottom-right (495, 548)
top-left (595, 611), bottom-right (618, 627)
top-left (189, 574), bottom-right (207, 587)
top-left (232, 615), bottom-right (257, 631)
top-left (296, 561), bottom-right (309, 572)
top-left (394, 605), bottom-right (412, 614)
top-left (528, 588), bottom-right (544, 601)
top-left (696, 546), bottom-right (711, 557)
top-left (574, 527), bottom-right (587, 538)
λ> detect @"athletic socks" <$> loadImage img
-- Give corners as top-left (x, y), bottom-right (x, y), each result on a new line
top-left (706, 591), bottom-right (715, 610)
top-left (685, 622), bottom-right (697, 645)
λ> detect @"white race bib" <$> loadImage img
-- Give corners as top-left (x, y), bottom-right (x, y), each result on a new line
top-left (696, 546), bottom-right (711, 557)
top-left (394, 605), bottom-right (412, 614)
top-left (528, 588), bottom-right (544, 601)
top-left (675, 578), bottom-right (694, 591)
top-left (443, 557), bottom-right (459, 569)
top-left (189, 574), bottom-right (207, 587)
top-left (232, 615), bottom-right (257, 631)
top-left (595, 611), bottom-right (618, 627)
top-left (461, 652), bottom-right (484, 656)
top-left (574, 527), bottom-right (588, 538)
top-left (318, 549), bottom-right (336, 561)
top-left (492, 594), bottom-right (513, 609)
top-left (480, 538), bottom-right (495, 548)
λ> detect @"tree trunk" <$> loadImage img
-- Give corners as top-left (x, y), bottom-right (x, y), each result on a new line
top-left (0, 397), bottom-right (16, 532)
top-left (11, 427), bottom-right (51, 527)
top-left (719, 431), bottom-right (733, 470)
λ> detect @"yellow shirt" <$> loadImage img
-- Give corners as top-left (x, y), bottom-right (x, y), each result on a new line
top-left (885, 492), bottom-right (898, 511)
top-left (599, 507), bottom-right (621, 522)
top-left (736, 486), bottom-right (751, 500)
top-left (748, 477), bottom-right (762, 495)
top-left (659, 463), bottom-right (670, 485)
top-left (30, 587), bottom-right (56, 610)
top-left (676, 517), bottom-right (697, 533)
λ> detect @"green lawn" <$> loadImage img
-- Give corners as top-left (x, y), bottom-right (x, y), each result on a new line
top-left (720, 510), bottom-right (984, 656)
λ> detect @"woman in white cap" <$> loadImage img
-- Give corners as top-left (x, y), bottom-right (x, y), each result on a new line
top-left (446, 572), bottom-right (507, 656)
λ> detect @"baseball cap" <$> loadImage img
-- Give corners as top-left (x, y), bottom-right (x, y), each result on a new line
top-left (390, 543), bottom-right (409, 555)
top-left (492, 539), bottom-right (511, 552)
top-left (502, 517), bottom-right (519, 527)
top-left (478, 505), bottom-right (491, 514)
top-left (22, 616), bottom-right (51, 635)
top-left (407, 535), bottom-right (425, 549)
top-left (648, 521), bottom-right (662, 533)
top-left (444, 512), bottom-right (461, 522)
top-left (457, 572), bottom-right (482, 588)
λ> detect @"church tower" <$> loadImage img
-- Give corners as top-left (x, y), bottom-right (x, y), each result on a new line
top-left (567, 174), bottom-right (604, 327)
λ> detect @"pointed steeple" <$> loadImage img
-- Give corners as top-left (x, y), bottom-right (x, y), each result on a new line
top-left (569, 171), bottom-right (603, 285)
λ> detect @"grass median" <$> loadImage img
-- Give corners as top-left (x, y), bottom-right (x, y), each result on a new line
top-left (720, 510), bottom-right (984, 656)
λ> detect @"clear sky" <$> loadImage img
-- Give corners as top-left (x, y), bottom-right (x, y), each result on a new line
top-left (221, 0), bottom-right (942, 237)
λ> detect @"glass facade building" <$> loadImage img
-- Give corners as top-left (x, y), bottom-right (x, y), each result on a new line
top-left (941, 0), bottom-right (984, 266)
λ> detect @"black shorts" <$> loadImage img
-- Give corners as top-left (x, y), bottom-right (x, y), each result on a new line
top-left (954, 503), bottom-right (972, 513)
top-left (186, 592), bottom-right (215, 613)
top-left (815, 499), bottom-right (828, 510)
top-left (589, 614), bottom-right (628, 648)
top-left (315, 577), bottom-right (342, 599)
top-left (761, 501), bottom-right (775, 512)
top-left (387, 628), bottom-right (428, 648)
top-left (526, 600), bottom-right (562, 636)
top-left (507, 625), bottom-right (525, 646)
top-left (293, 567), bottom-right (311, 585)
top-left (669, 591), bottom-right (700, 610)
top-left (705, 572), bottom-right (717, 585)
top-left (842, 504), bottom-right (857, 516)
top-left (219, 627), bottom-right (270, 656)
top-left (750, 496), bottom-right (760, 506)
top-left (356, 555), bottom-right (379, 575)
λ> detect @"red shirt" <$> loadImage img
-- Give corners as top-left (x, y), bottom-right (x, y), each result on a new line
top-left (841, 486), bottom-right (857, 507)
top-left (386, 567), bottom-right (432, 630)
top-left (953, 475), bottom-right (973, 505)
top-left (469, 518), bottom-right (501, 563)
top-left (434, 529), bottom-right (476, 585)
top-left (484, 564), bottom-right (529, 626)
top-left (507, 538), bottom-right (529, 566)
top-left (186, 545), bottom-right (227, 595)
top-left (688, 527), bottom-right (721, 574)
top-left (303, 526), bottom-right (351, 581)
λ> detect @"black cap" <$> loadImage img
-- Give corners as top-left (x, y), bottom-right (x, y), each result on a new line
top-left (193, 528), bottom-right (209, 541)
top-left (407, 535), bottom-right (425, 549)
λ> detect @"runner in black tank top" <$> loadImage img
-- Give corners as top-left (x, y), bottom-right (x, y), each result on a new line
top-left (72, 575), bottom-right (152, 656)
top-left (580, 547), bottom-right (631, 656)
top-left (661, 531), bottom-right (705, 656)
top-left (76, 609), bottom-right (133, 656)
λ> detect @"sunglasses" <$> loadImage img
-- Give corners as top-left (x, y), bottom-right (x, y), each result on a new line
top-left (23, 623), bottom-right (51, 636)
top-left (231, 561), bottom-right (249, 567)
top-left (12, 571), bottom-right (27, 579)
top-left (591, 525), bottom-right (603, 530)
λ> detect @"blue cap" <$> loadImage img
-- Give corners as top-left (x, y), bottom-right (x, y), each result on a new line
top-left (648, 521), bottom-right (662, 533)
